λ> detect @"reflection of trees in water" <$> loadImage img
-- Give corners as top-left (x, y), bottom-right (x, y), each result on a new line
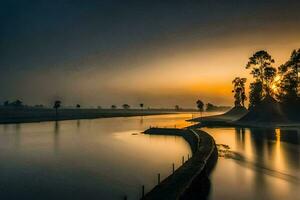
top-left (233, 127), bottom-right (300, 184)
top-left (249, 128), bottom-right (300, 145)
top-left (54, 121), bottom-right (60, 154)
top-left (15, 124), bottom-right (21, 149)
top-left (140, 116), bottom-right (144, 125)
top-left (235, 128), bottom-right (246, 150)
top-left (247, 128), bottom-right (300, 167)
top-left (77, 120), bottom-right (80, 129)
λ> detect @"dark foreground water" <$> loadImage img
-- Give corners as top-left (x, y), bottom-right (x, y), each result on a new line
top-left (0, 113), bottom-right (299, 200)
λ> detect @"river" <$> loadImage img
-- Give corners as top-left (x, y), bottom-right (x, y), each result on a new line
top-left (0, 113), bottom-right (299, 200)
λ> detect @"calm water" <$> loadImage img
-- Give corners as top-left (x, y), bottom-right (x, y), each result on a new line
top-left (203, 127), bottom-right (300, 200)
top-left (1, 113), bottom-right (300, 200)
top-left (0, 114), bottom-right (194, 200)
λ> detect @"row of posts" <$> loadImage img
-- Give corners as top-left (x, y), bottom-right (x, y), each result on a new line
top-left (123, 153), bottom-right (191, 200)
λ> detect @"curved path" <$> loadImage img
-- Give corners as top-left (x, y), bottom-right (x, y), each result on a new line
top-left (143, 128), bottom-right (218, 200)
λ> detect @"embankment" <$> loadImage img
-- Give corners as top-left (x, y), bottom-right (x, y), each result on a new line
top-left (143, 128), bottom-right (218, 200)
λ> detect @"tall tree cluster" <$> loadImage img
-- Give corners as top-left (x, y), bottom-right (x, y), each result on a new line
top-left (245, 50), bottom-right (277, 108)
top-left (239, 49), bottom-right (300, 109)
top-left (277, 49), bottom-right (300, 103)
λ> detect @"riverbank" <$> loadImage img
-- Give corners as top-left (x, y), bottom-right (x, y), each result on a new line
top-left (143, 128), bottom-right (218, 200)
top-left (0, 108), bottom-right (186, 124)
top-left (189, 105), bottom-right (300, 128)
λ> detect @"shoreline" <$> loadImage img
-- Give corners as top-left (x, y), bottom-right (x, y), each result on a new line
top-left (142, 128), bottom-right (218, 200)
top-left (0, 108), bottom-right (192, 124)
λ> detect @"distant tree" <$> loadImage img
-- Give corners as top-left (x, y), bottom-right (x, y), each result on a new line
top-left (53, 100), bottom-right (61, 119)
top-left (34, 104), bottom-right (44, 108)
top-left (111, 105), bottom-right (117, 109)
top-left (246, 50), bottom-right (277, 97)
top-left (76, 104), bottom-right (81, 108)
top-left (175, 105), bottom-right (180, 111)
top-left (277, 49), bottom-right (300, 103)
top-left (10, 99), bottom-right (23, 108)
top-left (97, 106), bottom-right (102, 109)
top-left (232, 77), bottom-right (247, 107)
top-left (122, 104), bottom-right (130, 109)
top-left (196, 99), bottom-right (204, 116)
top-left (140, 103), bottom-right (144, 110)
top-left (3, 100), bottom-right (9, 106)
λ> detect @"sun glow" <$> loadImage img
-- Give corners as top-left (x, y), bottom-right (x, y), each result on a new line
top-left (271, 75), bottom-right (281, 94)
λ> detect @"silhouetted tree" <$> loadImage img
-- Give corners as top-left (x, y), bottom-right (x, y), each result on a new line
top-left (140, 103), bottom-right (144, 110)
top-left (122, 104), bottom-right (130, 109)
top-left (277, 49), bottom-right (300, 103)
top-left (175, 105), bottom-right (180, 110)
top-left (249, 82), bottom-right (263, 109)
top-left (12, 99), bottom-right (23, 107)
top-left (111, 105), bottom-right (117, 109)
top-left (53, 100), bottom-right (61, 119)
top-left (246, 50), bottom-right (277, 97)
top-left (246, 50), bottom-right (275, 82)
top-left (3, 100), bottom-right (9, 106)
top-left (264, 66), bottom-right (277, 95)
top-left (232, 77), bottom-right (247, 107)
top-left (196, 99), bottom-right (204, 119)
top-left (76, 104), bottom-right (81, 108)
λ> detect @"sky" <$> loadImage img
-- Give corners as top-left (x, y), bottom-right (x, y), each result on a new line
top-left (1, 0), bottom-right (300, 108)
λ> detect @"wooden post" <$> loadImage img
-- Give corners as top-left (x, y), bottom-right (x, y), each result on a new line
top-left (182, 156), bottom-right (184, 165)
top-left (157, 173), bottom-right (160, 184)
top-left (172, 163), bottom-right (175, 174)
top-left (142, 185), bottom-right (145, 198)
top-left (124, 195), bottom-right (127, 200)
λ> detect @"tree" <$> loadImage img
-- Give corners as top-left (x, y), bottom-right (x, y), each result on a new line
top-left (122, 104), bottom-right (130, 109)
top-left (232, 77), bottom-right (247, 107)
top-left (53, 100), bottom-right (61, 119)
top-left (249, 82), bottom-right (263, 109)
top-left (263, 66), bottom-right (277, 95)
top-left (175, 105), bottom-right (180, 110)
top-left (246, 50), bottom-right (275, 82)
top-left (76, 104), bottom-right (81, 108)
top-left (277, 49), bottom-right (300, 103)
top-left (11, 99), bottom-right (23, 107)
top-left (195, 99), bottom-right (203, 112)
top-left (111, 105), bottom-right (117, 109)
top-left (3, 100), bottom-right (9, 106)
top-left (246, 50), bottom-right (277, 96)
top-left (140, 103), bottom-right (144, 110)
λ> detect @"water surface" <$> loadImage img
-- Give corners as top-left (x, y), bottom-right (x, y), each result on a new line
top-left (202, 127), bottom-right (300, 200)
top-left (0, 114), bottom-right (194, 200)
